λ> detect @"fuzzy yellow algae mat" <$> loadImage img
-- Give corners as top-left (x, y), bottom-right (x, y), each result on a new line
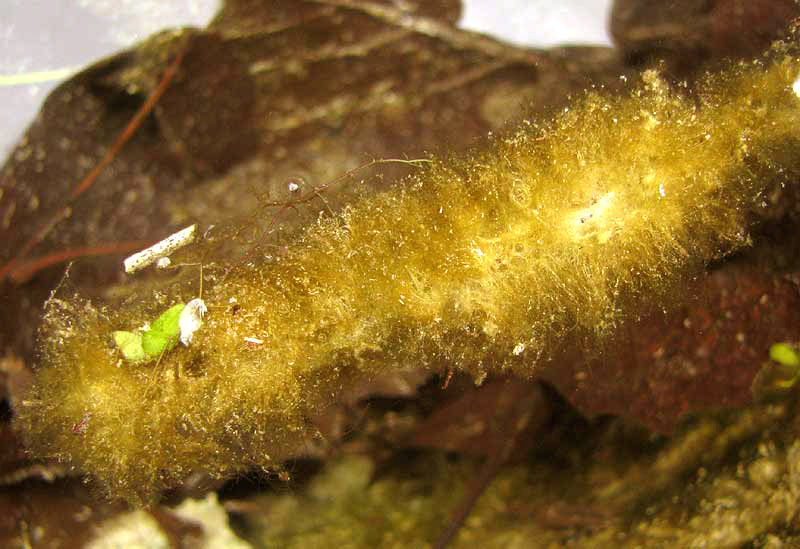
top-left (17, 43), bottom-right (800, 503)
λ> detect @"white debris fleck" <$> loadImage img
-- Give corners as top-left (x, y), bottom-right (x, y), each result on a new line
top-left (244, 336), bottom-right (264, 345)
top-left (793, 75), bottom-right (800, 98)
top-left (228, 297), bottom-right (238, 304)
top-left (124, 224), bottom-right (196, 274)
top-left (155, 256), bottom-right (171, 269)
top-left (179, 298), bottom-right (207, 345)
top-left (288, 181), bottom-right (300, 193)
top-left (513, 342), bottom-right (526, 356)
top-left (659, 183), bottom-right (666, 198)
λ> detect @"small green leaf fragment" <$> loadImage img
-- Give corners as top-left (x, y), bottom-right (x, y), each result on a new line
top-left (141, 303), bottom-right (185, 357)
top-left (149, 304), bottom-right (186, 337)
top-left (769, 343), bottom-right (800, 367)
top-left (142, 331), bottom-right (176, 357)
top-left (113, 331), bottom-right (146, 362)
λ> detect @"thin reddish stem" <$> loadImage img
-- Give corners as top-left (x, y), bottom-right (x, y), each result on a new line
top-left (8, 241), bottom-right (152, 284)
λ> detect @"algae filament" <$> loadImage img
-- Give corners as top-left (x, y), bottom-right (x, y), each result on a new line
top-left (18, 46), bottom-right (800, 503)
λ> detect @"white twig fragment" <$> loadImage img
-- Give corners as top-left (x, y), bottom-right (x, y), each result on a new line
top-left (180, 298), bottom-right (207, 345)
top-left (244, 337), bottom-right (263, 345)
top-left (124, 224), bottom-right (197, 274)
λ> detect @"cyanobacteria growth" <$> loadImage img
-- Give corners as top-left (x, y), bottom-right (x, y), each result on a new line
top-left (18, 48), bottom-right (800, 503)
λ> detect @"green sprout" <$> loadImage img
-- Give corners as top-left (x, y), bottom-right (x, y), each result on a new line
top-left (113, 298), bottom-right (208, 363)
top-left (113, 303), bottom-right (186, 363)
top-left (769, 343), bottom-right (800, 368)
top-left (112, 331), bottom-right (148, 363)
top-left (766, 342), bottom-right (800, 389)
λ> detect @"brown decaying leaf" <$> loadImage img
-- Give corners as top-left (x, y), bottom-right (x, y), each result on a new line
top-left (611, 0), bottom-right (800, 75)
top-left (544, 263), bottom-right (800, 433)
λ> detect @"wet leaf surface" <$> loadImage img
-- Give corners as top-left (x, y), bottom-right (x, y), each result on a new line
top-left (544, 263), bottom-right (800, 433)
